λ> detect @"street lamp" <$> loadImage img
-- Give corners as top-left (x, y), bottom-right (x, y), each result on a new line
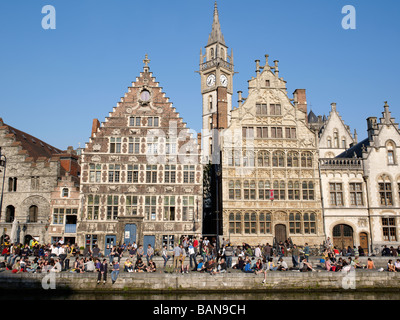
top-left (0, 147), bottom-right (7, 221)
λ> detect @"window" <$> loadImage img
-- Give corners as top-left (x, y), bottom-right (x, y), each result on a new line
top-left (8, 177), bottom-right (17, 192)
top-left (289, 213), bottom-right (302, 234)
top-left (62, 188), bottom-right (69, 198)
top-left (53, 208), bottom-right (64, 224)
top-left (164, 196), bottom-right (175, 221)
top-left (109, 137), bottom-right (121, 153)
top-left (288, 181), bottom-right (300, 200)
top-left (272, 151), bottom-right (285, 167)
top-left (270, 104), bottom-right (281, 115)
top-left (382, 217), bottom-right (397, 241)
top-left (388, 151), bottom-right (395, 165)
top-left (162, 235), bottom-right (175, 251)
top-left (31, 176), bottom-right (40, 190)
top-left (302, 181), bottom-right (315, 200)
top-left (243, 180), bottom-right (256, 200)
top-left (182, 196), bottom-right (195, 221)
top-left (271, 127), bottom-right (283, 138)
top-left (333, 130), bottom-right (339, 148)
top-left (128, 137), bottom-right (140, 154)
top-left (129, 116), bottom-right (141, 127)
top-left (164, 165), bottom-right (176, 183)
top-left (327, 137), bottom-right (332, 148)
top-left (341, 139), bottom-right (346, 149)
top-left (85, 234), bottom-right (98, 250)
top-left (166, 137), bottom-right (177, 155)
top-left (28, 205), bottom-right (38, 223)
top-left (349, 183), bottom-right (363, 206)
top-left (146, 165), bottom-right (158, 183)
top-left (147, 137), bottom-right (159, 155)
top-left (89, 164), bottom-right (102, 183)
top-left (243, 151), bottom-right (255, 167)
top-left (108, 164), bottom-right (121, 183)
top-left (256, 127), bottom-right (268, 138)
top-left (126, 196), bottom-right (138, 215)
top-left (287, 152), bottom-right (299, 167)
top-left (244, 213), bottom-right (251, 234)
top-left (208, 96), bottom-right (213, 111)
top-left (265, 80), bottom-right (270, 87)
top-left (301, 152), bottom-right (313, 168)
top-left (257, 151), bottom-right (270, 167)
top-left (304, 213), bottom-right (316, 234)
top-left (107, 195), bottom-right (119, 220)
top-left (285, 127), bottom-right (297, 139)
top-left (229, 181), bottom-right (235, 200)
top-left (87, 195), bottom-right (100, 220)
top-left (273, 180), bottom-right (286, 200)
top-left (256, 103), bottom-right (267, 115)
top-left (229, 213), bottom-right (242, 234)
top-left (259, 212), bottom-right (271, 234)
top-left (147, 117), bottom-right (159, 127)
top-left (5, 205), bottom-right (15, 223)
top-left (379, 182), bottom-right (393, 206)
top-left (234, 181), bottom-right (241, 199)
top-left (330, 183), bottom-right (343, 206)
top-left (145, 196), bottom-right (157, 221)
top-left (127, 165), bottom-right (139, 183)
top-left (387, 142), bottom-right (396, 165)
top-left (183, 165), bottom-right (195, 183)
top-left (242, 127), bottom-right (254, 139)
top-left (233, 151), bottom-right (241, 167)
top-left (258, 180), bottom-right (271, 200)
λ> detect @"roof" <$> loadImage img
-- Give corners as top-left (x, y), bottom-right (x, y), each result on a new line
top-left (1, 119), bottom-right (62, 160)
top-left (307, 110), bottom-right (318, 123)
top-left (207, 2), bottom-right (226, 46)
top-left (336, 138), bottom-right (370, 158)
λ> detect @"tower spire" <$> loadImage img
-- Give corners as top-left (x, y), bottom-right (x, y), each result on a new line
top-left (207, 1), bottom-right (225, 46)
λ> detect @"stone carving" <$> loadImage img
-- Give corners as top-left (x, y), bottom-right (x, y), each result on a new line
top-left (147, 186), bottom-right (156, 193)
top-left (91, 155), bottom-right (101, 162)
top-left (109, 186), bottom-right (119, 192)
top-left (89, 186), bottom-right (99, 193)
top-left (164, 223), bottom-right (174, 231)
top-left (112, 129), bottom-right (121, 135)
top-left (110, 155), bottom-right (120, 162)
top-left (128, 156), bottom-right (138, 163)
top-left (128, 186), bottom-right (137, 193)
top-left (92, 144), bottom-right (101, 152)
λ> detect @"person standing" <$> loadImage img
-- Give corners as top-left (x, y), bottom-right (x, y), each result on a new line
top-left (173, 243), bottom-right (182, 272)
top-left (111, 260), bottom-right (120, 284)
top-left (224, 243), bottom-right (234, 269)
top-left (98, 259), bottom-right (108, 284)
top-left (146, 244), bottom-right (154, 265)
top-left (291, 244), bottom-right (300, 268)
top-left (162, 245), bottom-right (171, 267)
top-left (263, 243), bottom-right (272, 262)
top-left (188, 243), bottom-right (197, 269)
top-left (304, 243), bottom-right (310, 262)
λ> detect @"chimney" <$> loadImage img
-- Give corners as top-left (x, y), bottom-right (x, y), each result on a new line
top-left (238, 91), bottom-right (243, 107)
top-left (367, 117), bottom-right (377, 141)
top-left (293, 89), bottom-right (307, 115)
top-left (91, 119), bottom-right (100, 138)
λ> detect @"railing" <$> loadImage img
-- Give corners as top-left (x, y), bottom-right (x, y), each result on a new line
top-left (319, 158), bottom-right (363, 170)
top-left (200, 58), bottom-right (233, 72)
top-left (65, 224), bottom-right (77, 234)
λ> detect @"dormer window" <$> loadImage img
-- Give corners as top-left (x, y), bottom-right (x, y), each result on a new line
top-left (62, 188), bottom-right (69, 198)
top-left (387, 141), bottom-right (396, 165)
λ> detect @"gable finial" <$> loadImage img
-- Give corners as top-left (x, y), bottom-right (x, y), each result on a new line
top-left (143, 54), bottom-right (150, 72)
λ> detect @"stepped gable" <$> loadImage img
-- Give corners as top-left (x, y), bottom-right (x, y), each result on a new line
top-left (0, 118), bottom-right (61, 161)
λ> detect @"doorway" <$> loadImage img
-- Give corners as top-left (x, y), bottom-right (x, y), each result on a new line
top-left (359, 232), bottom-right (369, 255)
top-left (275, 224), bottom-right (287, 244)
top-left (332, 224), bottom-right (354, 251)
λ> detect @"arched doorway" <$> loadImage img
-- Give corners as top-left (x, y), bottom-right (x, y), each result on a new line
top-left (275, 224), bottom-right (287, 244)
top-left (5, 205), bottom-right (15, 223)
top-left (24, 234), bottom-right (33, 246)
top-left (332, 224), bottom-right (354, 251)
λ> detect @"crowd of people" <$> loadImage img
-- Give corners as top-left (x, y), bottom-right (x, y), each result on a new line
top-left (1, 235), bottom-right (399, 285)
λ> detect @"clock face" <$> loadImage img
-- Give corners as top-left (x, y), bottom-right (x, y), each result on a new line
top-left (220, 74), bottom-right (228, 87)
top-left (206, 74), bottom-right (216, 87)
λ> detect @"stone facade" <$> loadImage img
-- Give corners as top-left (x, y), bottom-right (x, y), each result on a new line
top-left (0, 118), bottom-right (63, 244)
top-left (78, 58), bottom-right (203, 253)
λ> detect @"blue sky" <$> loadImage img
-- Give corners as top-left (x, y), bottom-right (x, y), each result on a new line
top-left (0, 0), bottom-right (399, 150)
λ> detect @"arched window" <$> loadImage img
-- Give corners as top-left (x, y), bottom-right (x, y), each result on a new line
top-left (301, 152), bottom-right (313, 168)
top-left (208, 95), bottom-right (213, 111)
top-left (289, 212), bottom-right (302, 234)
top-left (273, 180), bottom-right (285, 200)
top-left (333, 130), bottom-right (339, 148)
top-left (210, 48), bottom-right (214, 59)
top-left (287, 152), bottom-right (299, 167)
top-left (302, 181), bottom-right (315, 200)
top-left (29, 205), bottom-right (38, 223)
top-left (288, 181), bottom-right (300, 200)
top-left (304, 213), bottom-right (316, 234)
top-left (8, 177), bottom-right (17, 192)
top-left (257, 151), bottom-right (270, 167)
top-left (387, 141), bottom-right (396, 165)
top-left (5, 205), bottom-right (15, 223)
top-left (272, 151), bottom-right (285, 167)
top-left (258, 180), bottom-right (271, 200)
top-left (228, 181), bottom-right (234, 200)
top-left (229, 213), bottom-right (242, 234)
top-left (259, 212), bottom-right (271, 234)
top-left (244, 213), bottom-right (251, 234)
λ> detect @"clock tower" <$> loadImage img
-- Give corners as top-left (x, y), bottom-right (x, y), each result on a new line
top-left (199, 1), bottom-right (234, 162)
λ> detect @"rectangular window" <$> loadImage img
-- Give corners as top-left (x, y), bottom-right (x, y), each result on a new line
top-left (388, 151), bottom-right (395, 165)
top-left (145, 196), bottom-right (157, 221)
top-left (285, 127), bottom-right (297, 139)
top-left (382, 217), bottom-right (397, 241)
top-left (379, 183), bottom-right (393, 206)
top-left (128, 137), bottom-right (140, 154)
top-left (129, 117), bottom-right (141, 127)
top-left (350, 183), bottom-right (363, 206)
top-left (255, 103), bottom-right (268, 115)
top-left (270, 104), bottom-right (281, 115)
top-left (166, 138), bottom-right (177, 155)
top-left (107, 195), bottom-right (119, 220)
top-left (271, 127), bottom-right (283, 138)
top-left (147, 117), bottom-right (159, 127)
top-left (162, 235), bottom-right (175, 251)
top-left (164, 165), bottom-right (176, 183)
top-left (126, 196), bottom-right (138, 215)
top-left (108, 164), bottom-right (121, 183)
top-left (183, 165), bottom-right (195, 184)
top-left (87, 195), bottom-right (99, 220)
top-left (127, 165), bottom-right (139, 183)
top-left (330, 183), bottom-right (343, 206)
top-left (147, 137), bottom-right (159, 155)
top-left (52, 208), bottom-right (64, 224)
top-left (146, 165), bottom-right (158, 183)
top-left (89, 164), bottom-right (102, 183)
top-left (182, 196), bottom-right (195, 221)
top-left (256, 127), bottom-right (268, 138)
top-left (242, 127), bottom-right (254, 139)
top-left (31, 176), bottom-right (40, 191)
top-left (110, 137), bottom-right (121, 153)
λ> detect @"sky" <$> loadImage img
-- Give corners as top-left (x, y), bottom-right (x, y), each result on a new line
top-left (0, 0), bottom-right (399, 150)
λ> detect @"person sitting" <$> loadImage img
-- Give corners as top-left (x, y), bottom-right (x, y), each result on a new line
top-left (135, 258), bottom-right (145, 272)
top-left (196, 259), bottom-right (206, 272)
top-left (232, 256), bottom-right (245, 270)
top-left (84, 257), bottom-right (95, 272)
top-left (300, 258), bottom-right (314, 272)
top-left (205, 258), bottom-right (215, 273)
top-left (382, 246), bottom-right (391, 257)
top-left (367, 258), bottom-right (376, 270)
top-left (253, 258), bottom-right (263, 273)
top-left (147, 260), bottom-right (157, 273)
top-left (242, 260), bottom-right (254, 273)
top-left (276, 258), bottom-right (288, 271)
top-left (395, 259), bottom-right (400, 272)
top-left (387, 259), bottom-right (396, 272)
top-left (124, 259), bottom-right (134, 272)
top-left (353, 256), bottom-right (365, 269)
top-left (324, 258), bottom-right (333, 271)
